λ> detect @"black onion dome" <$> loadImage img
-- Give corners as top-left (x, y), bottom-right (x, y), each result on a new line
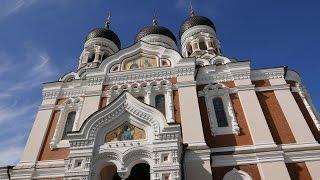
top-left (135, 25), bottom-right (177, 44)
top-left (180, 16), bottom-right (216, 37)
top-left (86, 28), bottom-right (121, 49)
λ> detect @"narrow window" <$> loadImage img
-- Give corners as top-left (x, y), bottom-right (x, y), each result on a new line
top-left (155, 94), bottom-right (166, 116)
top-left (212, 98), bottom-right (228, 127)
top-left (87, 54), bottom-right (95, 62)
top-left (199, 41), bottom-right (207, 50)
top-left (62, 111), bottom-right (76, 140)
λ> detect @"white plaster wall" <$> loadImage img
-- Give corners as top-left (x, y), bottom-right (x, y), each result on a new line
top-left (234, 80), bottom-right (275, 146)
top-left (305, 160), bottom-right (320, 179)
top-left (184, 160), bottom-right (212, 180)
top-left (258, 162), bottom-right (291, 180)
top-left (177, 75), bottom-right (206, 146)
top-left (20, 109), bottom-right (54, 163)
top-left (77, 95), bottom-right (101, 130)
top-left (269, 78), bottom-right (316, 143)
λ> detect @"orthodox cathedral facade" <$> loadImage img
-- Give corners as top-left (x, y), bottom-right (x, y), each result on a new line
top-left (1, 10), bottom-right (320, 180)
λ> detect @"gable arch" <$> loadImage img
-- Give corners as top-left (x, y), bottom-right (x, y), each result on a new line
top-left (67, 92), bottom-right (167, 146)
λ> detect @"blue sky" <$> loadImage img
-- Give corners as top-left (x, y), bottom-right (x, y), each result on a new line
top-left (0, 0), bottom-right (319, 166)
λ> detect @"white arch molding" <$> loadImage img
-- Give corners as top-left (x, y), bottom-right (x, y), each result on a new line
top-left (64, 92), bottom-right (182, 180)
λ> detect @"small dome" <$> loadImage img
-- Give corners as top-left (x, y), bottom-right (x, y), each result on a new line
top-left (135, 25), bottom-right (177, 44)
top-left (180, 15), bottom-right (216, 37)
top-left (86, 28), bottom-right (121, 49)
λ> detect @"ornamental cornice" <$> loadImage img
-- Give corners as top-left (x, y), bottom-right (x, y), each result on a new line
top-left (87, 76), bottom-right (105, 86)
top-left (106, 66), bottom-right (194, 84)
top-left (43, 90), bottom-right (60, 100)
top-left (251, 68), bottom-right (285, 81)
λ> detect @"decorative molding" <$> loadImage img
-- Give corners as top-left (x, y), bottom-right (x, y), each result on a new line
top-left (202, 83), bottom-right (240, 136)
top-left (50, 97), bottom-right (84, 150)
top-left (251, 68), bottom-right (285, 81)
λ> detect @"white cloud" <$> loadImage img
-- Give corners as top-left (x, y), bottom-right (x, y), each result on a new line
top-left (0, 147), bottom-right (24, 166)
top-left (0, 134), bottom-right (26, 166)
top-left (0, 0), bottom-right (38, 19)
top-left (0, 42), bottom-right (59, 166)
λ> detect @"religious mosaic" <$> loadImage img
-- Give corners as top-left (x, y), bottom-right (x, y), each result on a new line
top-left (123, 55), bottom-right (158, 70)
top-left (105, 122), bottom-right (146, 142)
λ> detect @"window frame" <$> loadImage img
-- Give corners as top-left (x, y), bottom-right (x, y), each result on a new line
top-left (50, 97), bottom-right (83, 149)
top-left (203, 84), bottom-right (240, 136)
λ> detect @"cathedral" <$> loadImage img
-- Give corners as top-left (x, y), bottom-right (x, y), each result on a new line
top-left (1, 9), bottom-right (320, 180)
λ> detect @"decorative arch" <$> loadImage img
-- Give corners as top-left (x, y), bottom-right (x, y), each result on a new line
top-left (67, 92), bottom-right (167, 145)
top-left (223, 168), bottom-right (252, 180)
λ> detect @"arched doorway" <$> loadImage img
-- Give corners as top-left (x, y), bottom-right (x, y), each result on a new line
top-left (100, 164), bottom-right (121, 180)
top-left (126, 163), bottom-right (150, 180)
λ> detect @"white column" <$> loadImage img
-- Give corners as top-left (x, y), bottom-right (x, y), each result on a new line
top-left (177, 75), bottom-right (207, 148)
top-left (305, 161), bottom-right (320, 179)
top-left (234, 79), bottom-right (275, 147)
top-left (296, 83), bottom-right (320, 130)
top-left (20, 99), bottom-right (56, 163)
top-left (144, 88), bottom-right (151, 105)
top-left (258, 162), bottom-right (291, 180)
top-left (184, 149), bottom-right (212, 180)
top-left (269, 78), bottom-right (316, 144)
top-left (165, 89), bottom-right (175, 123)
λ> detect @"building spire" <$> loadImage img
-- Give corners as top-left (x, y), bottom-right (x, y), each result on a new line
top-left (190, 1), bottom-right (195, 17)
top-left (152, 9), bottom-right (158, 26)
top-left (105, 11), bottom-right (111, 29)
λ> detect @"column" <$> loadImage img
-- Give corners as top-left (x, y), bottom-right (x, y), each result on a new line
top-left (269, 78), bottom-right (316, 144)
top-left (234, 79), bottom-right (275, 147)
top-left (165, 89), bottom-right (175, 123)
top-left (305, 161), bottom-right (320, 179)
top-left (20, 98), bottom-right (56, 163)
top-left (177, 75), bottom-right (206, 147)
top-left (144, 88), bottom-right (151, 105)
top-left (258, 162), bottom-right (291, 180)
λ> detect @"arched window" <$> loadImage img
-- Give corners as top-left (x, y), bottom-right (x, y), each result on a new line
top-left (199, 40), bottom-right (207, 50)
top-left (212, 98), bottom-right (228, 127)
top-left (88, 53), bottom-right (95, 63)
top-left (155, 94), bottom-right (166, 116)
top-left (62, 111), bottom-right (76, 140)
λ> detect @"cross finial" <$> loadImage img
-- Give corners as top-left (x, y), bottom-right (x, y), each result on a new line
top-left (190, 1), bottom-right (195, 16)
top-left (105, 11), bottom-right (111, 29)
top-left (152, 9), bottom-right (158, 26)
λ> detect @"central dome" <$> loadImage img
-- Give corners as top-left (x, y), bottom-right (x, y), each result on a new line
top-left (135, 25), bottom-right (177, 44)
top-left (86, 28), bottom-right (121, 49)
top-left (180, 15), bottom-right (216, 37)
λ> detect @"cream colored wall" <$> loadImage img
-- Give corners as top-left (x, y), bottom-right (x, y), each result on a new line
top-left (184, 160), bottom-right (212, 180)
top-left (258, 161), bottom-right (291, 180)
top-left (269, 78), bottom-right (316, 144)
top-left (177, 75), bottom-right (206, 147)
top-left (20, 99), bottom-right (56, 163)
top-left (234, 79), bottom-right (275, 146)
top-left (305, 160), bottom-right (320, 179)
top-left (76, 85), bottom-right (102, 130)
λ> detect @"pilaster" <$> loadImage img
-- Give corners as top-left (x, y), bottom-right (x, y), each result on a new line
top-left (269, 78), bottom-right (316, 144)
top-left (234, 79), bottom-right (275, 147)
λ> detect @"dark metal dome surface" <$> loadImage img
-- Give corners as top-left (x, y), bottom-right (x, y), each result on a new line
top-left (135, 25), bottom-right (177, 44)
top-left (86, 28), bottom-right (121, 49)
top-left (180, 16), bottom-right (216, 37)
